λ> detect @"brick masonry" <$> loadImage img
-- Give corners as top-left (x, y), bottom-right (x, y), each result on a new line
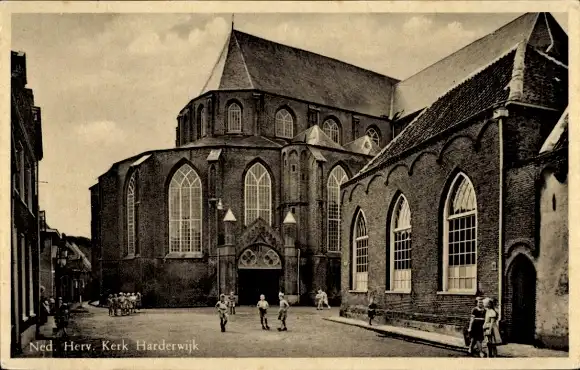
top-left (340, 107), bottom-right (568, 349)
top-left (92, 90), bottom-right (384, 307)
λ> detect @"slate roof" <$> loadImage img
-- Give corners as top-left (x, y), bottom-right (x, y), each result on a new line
top-left (391, 13), bottom-right (565, 119)
top-left (202, 29), bottom-right (399, 117)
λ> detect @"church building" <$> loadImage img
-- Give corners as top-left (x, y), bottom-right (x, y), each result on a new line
top-left (91, 14), bottom-right (568, 346)
top-left (339, 12), bottom-right (568, 349)
top-left (91, 25), bottom-right (395, 307)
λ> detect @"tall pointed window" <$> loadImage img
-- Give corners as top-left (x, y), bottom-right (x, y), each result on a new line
top-left (276, 109), bottom-right (294, 138)
top-left (390, 194), bottom-right (411, 292)
top-left (126, 172), bottom-right (136, 256)
top-left (443, 173), bottom-right (477, 292)
top-left (327, 166), bottom-right (348, 252)
top-left (199, 106), bottom-right (206, 138)
top-left (244, 162), bottom-right (272, 225)
top-left (227, 102), bottom-right (242, 133)
top-left (323, 119), bottom-right (340, 144)
top-left (366, 128), bottom-right (380, 146)
top-left (169, 164), bottom-right (203, 254)
top-left (352, 210), bottom-right (369, 292)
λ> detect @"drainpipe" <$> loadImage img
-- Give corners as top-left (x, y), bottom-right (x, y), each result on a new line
top-left (494, 106), bottom-right (509, 320)
top-left (297, 248), bottom-right (301, 303)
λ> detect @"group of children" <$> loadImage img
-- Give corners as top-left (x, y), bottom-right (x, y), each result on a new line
top-left (107, 292), bottom-right (142, 316)
top-left (215, 292), bottom-right (290, 332)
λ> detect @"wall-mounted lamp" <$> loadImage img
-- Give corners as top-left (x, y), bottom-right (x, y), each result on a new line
top-left (209, 197), bottom-right (224, 211)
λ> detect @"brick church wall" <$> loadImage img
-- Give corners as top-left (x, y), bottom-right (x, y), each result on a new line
top-left (341, 117), bottom-right (500, 327)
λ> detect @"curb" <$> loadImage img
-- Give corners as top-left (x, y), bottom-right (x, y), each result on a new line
top-left (323, 317), bottom-right (472, 355)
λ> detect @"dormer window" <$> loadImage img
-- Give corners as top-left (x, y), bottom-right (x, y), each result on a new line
top-left (227, 102), bottom-right (242, 133)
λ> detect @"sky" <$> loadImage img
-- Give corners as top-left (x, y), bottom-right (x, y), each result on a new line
top-left (11, 12), bottom-right (568, 237)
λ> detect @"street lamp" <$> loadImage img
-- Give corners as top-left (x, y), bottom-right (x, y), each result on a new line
top-left (56, 234), bottom-right (68, 302)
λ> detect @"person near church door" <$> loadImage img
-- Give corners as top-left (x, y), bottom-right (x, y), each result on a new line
top-left (228, 292), bottom-right (236, 315)
top-left (257, 294), bottom-right (271, 330)
top-left (277, 292), bottom-right (289, 331)
top-left (468, 297), bottom-right (486, 357)
top-left (483, 297), bottom-right (502, 357)
top-left (215, 294), bottom-right (229, 332)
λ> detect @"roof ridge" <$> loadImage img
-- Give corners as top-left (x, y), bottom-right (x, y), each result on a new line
top-left (354, 44), bottom-right (520, 180)
top-left (529, 45), bottom-right (568, 69)
top-left (395, 13), bottom-right (536, 86)
top-left (232, 29), bottom-right (400, 82)
top-left (232, 30), bottom-right (255, 89)
top-left (199, 32), bottom-right (231, 95)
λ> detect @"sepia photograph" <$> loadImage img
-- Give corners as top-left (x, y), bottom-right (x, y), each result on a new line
top-left (2, 1), bottom-right (576, 368)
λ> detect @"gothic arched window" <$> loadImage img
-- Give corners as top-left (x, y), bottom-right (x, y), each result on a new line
top-left (327, 166), bottom-right (348, 252)
top-left (276, 108), bottom-right (294, 138)
top-left (443, 173), bottom-right (477, 292)
top-left (168, 164), bottom-right (203, 254)
top-left (227, 102), bottom-right (242, 133)
top-left (126, 172), bottom-right (136, 256)
top-left (245, 162), bottom-right (272, 225)
top-left (323, 119), bottom-right (340, 144)
top-left (390, 194), bottom-right (411, 292)
top-left (366, 127), bottom-right (380, 146)
top-left (352, 210), bottom-right (369, 292)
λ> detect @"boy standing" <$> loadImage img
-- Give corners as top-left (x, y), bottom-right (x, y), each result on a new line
top-left (277, 292), bottom-right (290, 331)
top-left (321, 290), bottom-right (331, 309)
top-left (215, 294), bottom-right (229, 332)
top-left (257, 294), bottom-right (270, 330)
top-left (107, 294), bottom-right (114, 316)
top-left (228, 292), bottom-right (236, 315)
top-left (367, 296), bottom-right (377, 326)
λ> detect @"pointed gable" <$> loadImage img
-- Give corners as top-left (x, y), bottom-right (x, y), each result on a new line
top-left (291, 125), bottom-right (344, 150)
top-left (201, 29), bottom-right (398, 117)
top-left (392, 12), bottom-right (567, 119)
top-left (200, 31), bottom-right (254, 94)
top-left (343, 135), bottom-right (381, 156)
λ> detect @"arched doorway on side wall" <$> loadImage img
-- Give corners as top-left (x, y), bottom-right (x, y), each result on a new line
top-left (237, 244), bottom-right (282, 305)
top-left (509, 254), bottom-right (537, 344)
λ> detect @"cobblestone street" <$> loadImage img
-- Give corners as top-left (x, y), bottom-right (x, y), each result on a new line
top-left (24, 304), bottom-right (467, 357)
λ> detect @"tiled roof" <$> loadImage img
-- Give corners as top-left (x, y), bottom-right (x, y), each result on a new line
top-left (203, 29), bottom-right (398, 117)
top-left (392, 13), bottom-right (566, 119)
top-left (356, 47), bottom-right (518, 178)
top-left (291, 125), bottom-right (344, 150)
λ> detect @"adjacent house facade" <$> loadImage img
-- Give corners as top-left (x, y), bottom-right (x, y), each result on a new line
top-left (11, 51), bottom-right (44, 355)
top-left (340, 13), bottom-right (568, 350)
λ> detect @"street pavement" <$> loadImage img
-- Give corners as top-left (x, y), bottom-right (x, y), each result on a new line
top-left (23, 304), bottom-right (468, 358)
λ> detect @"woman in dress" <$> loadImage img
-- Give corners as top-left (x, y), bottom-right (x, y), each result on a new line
top-left (468, 297), bottom-right (486, 357)
top-left (483, 298), bottom-right (502, 357)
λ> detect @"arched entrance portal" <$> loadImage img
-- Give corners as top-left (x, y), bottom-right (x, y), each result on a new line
top-left (509, 254), bottom-right (537, 344)
top-left (237, 244), bottom-right (282, 305)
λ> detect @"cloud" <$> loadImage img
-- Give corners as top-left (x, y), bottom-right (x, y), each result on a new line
top-left (403, 16), bottom-right (433, 33)
top-left (75, 120), bottom-right (126, 144)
